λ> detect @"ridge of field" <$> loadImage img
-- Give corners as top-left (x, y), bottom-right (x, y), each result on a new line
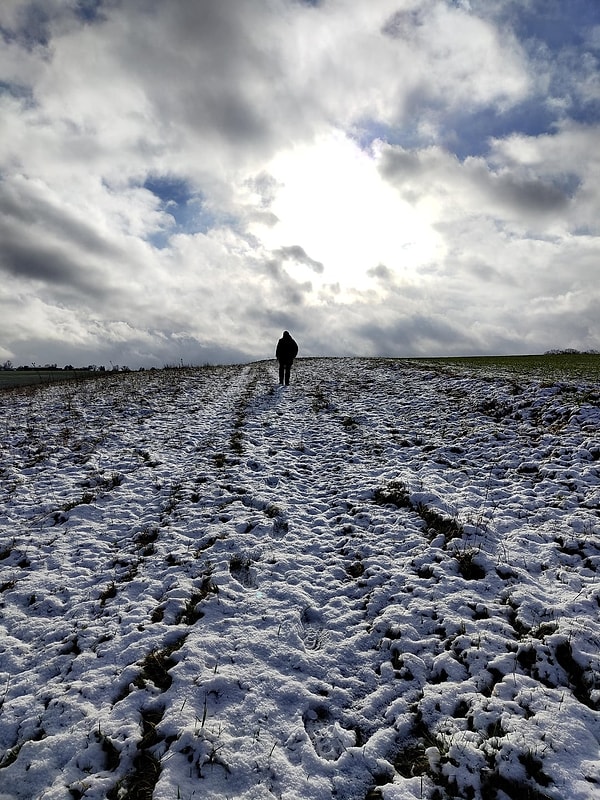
top-left (2, 353), bottom-right (599, 392)
top-left (0, 369), bottom-right (105, 390)
top-left (411, 353), bottom-right (600, 381)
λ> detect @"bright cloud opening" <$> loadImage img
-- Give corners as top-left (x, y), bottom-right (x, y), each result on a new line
top-left (249, 131), bottom-right (443, 294)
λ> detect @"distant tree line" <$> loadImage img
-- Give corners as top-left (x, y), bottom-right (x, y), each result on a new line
top-left (544, 349), bottom-right (599, 355)
top-left (1, 361), bottom-right (135, 372)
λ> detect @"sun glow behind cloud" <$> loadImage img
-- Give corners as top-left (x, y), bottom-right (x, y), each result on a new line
top-left (249, 131), bottom-right (443, 294)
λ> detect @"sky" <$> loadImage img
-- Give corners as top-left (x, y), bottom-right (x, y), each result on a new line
top-left (1, 0), bottom-right (599, 368)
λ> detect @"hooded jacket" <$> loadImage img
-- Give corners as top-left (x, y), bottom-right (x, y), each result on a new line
top-left (276, 331), bottom-right (299, 364)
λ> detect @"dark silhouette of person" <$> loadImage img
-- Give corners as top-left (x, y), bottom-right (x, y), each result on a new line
top-left (276, 330), bottom-right (298, 385)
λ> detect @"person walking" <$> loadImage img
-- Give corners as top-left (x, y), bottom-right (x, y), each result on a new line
top-left (276, 330), bottom-right (298, 386)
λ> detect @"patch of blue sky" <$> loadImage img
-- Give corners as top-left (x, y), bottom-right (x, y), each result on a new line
top-left (0, 81), bottom-right (34, 102)
top-left (440, 103), bottom-right (561, 159)
top-left (510, 0), bottom-right (599, 52)
top-left (144, 175), bottom-right (193, 217)
top-left (74, 0), bottom-right (106, 24)
top-left (1, 5), bottom-right (51, 48)
top-left (355, 83), bottom-right (597, 162)
top-left (352, 104), bottom-right (553, 161)
top-left (1, 1), bottom-right (105, 46)
top-left (442, 91), bottom-right (600, 159)
top-left (509, 4), bottom-right (600, 127)
top-left (143, 175), bottom-right (238, 249)
top-left (351, 120), bottom-right (425, 153)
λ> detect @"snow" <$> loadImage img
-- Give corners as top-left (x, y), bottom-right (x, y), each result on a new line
top-left (0, 357), bottom-right (599, 800)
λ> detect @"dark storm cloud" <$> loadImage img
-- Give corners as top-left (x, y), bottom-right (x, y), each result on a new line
top-left (0, 221), bottom-right (125, 305)
top-left (357, 313), bottom-right (474, 357)
top-left (260, 255), bottom-right (314, 305)
top-left (244, 172), bottom-right (281, 209)
top-left (492, 172), bottom-right (572, 214)
top-left (377, 148), bottom-right (423, 182)
top-left (378, 143), bottom-right (576, 223)
top-left (276, 246), bottom-right (324, 274)
top-left (0, 226), bottom-right (84, 287)
top-left (111, 0), bottom-right (311, 163)
top-left (266, 310), bottom-right (305, 336)
top-left (0, 181), bottom-right (121, 261)
top-left (367, 264), bottom-right (394, 283)
top-left (0, 177), bottom-right (123, 293)
top-left (381, 7), bottom-right (427, 40)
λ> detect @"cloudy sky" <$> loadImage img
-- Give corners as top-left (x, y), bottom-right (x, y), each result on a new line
top-left (1, 0), bottom-right (599, 368)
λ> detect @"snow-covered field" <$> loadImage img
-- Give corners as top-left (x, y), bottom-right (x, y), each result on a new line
top-left (0, 358), bottom-right (598, 800)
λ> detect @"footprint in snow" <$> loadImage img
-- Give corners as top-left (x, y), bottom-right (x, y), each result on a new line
top-left (229, 555), bottom-right (258, 589)
top-left (297, 606), bottom-right (329, 651)
top-left (272, 515), bottom-right (289, 536)
top-left (303, 707), bottom-right (356, 760)
top-left (298, 624), bottom-right (327, 651)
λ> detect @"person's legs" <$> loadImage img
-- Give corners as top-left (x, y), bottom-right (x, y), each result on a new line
top-left (284, 363), bottom-right (291, 385)
top-left (279, 363), bottom-right (285, 384)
